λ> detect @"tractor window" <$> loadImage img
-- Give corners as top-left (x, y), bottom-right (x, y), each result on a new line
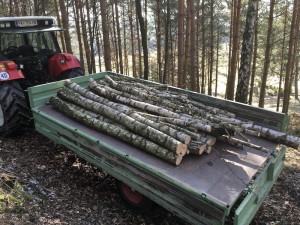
top-left (0, 33), bottom-right (25, 50)
top-left (26, 32), bottom-right (58, 52)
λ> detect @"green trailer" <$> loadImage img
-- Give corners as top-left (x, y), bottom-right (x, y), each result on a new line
top-left (27, 72), bottom-right (287, 225)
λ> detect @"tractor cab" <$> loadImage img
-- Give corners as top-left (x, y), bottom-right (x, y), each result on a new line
top-left (0, 16), bottom-right (83, 135)
top-left (0, 16), bottom-right (82, 88)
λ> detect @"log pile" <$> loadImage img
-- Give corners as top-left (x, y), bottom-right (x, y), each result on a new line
top-left (49, 75), bottom-right (300, 165)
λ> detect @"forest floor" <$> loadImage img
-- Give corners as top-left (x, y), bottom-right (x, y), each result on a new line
top-left (0, 100), bottom-right (299, 225)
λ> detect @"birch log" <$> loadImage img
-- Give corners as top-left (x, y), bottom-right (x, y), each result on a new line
top-left (117, 81), bottom-right (162, 94)
top-left (105, 76), bottom-right (300, 151)
top-left (90, 79), bottom-right (213, 133)
top-left (136, 113), bottom-right (212, 133)
top-left (89, 79), bottom-right (181, 118)
top-left (105, 76), bottom-right (238, 123)
top-left (50, 97), bottom-right (182, 165)
top-left (114, 77), bottom-right (235, 118)
top-left (188, 141), bottom-right (207, 155)
top-left (242, 124), bottom-right (300, 150)
top-left (89, 79), bottom-right (211, 132)
top-left (104, 75), bottom-right (187, 112)
top-left (64, 81), bottom-right (191, 144)
top-left (160, 121), bottom-right (201, 140)
top-left (57, 88), bottom-right (187, 155)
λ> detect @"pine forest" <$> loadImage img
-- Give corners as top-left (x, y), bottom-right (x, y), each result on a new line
top-left (0, 0), bottom-right (300, 114)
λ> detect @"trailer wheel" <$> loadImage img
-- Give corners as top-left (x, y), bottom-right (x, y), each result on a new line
top-left (0, 81), bottom-right (31, 135)
top-left (117, 181), bottom-right (154, 211)
top-left (56, 68), bottom-right (84, 80)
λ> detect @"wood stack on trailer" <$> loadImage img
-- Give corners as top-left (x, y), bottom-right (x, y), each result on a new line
top-left (49, 75), bottom-right (300, 165)
top-left (27, 72), bottom-right (292, 224)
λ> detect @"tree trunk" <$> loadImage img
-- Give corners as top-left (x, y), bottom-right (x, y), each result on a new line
top-left (79, 0), bottom-right (91, 73)
top-left (100, 0), bottom-right (112, 71)
top-left (54, 0), bottom-right (66, 53)
top-left (276, 6), bottom-right (288, 111)
top-left (72, 0), bottom-right (85, 73)
top-left (13, 0), bottom-right (20, 15)
top-left (295, 57), bottom-right (299, 100)
top-left (135, 0), bottom-right (149, 80)
top-left (282, 0), bottom-right (299, 113)
top-left (33, 0), bottom-right (39, 15)
top-left (95, 22), bottom-right (102, 72)
top-left (201, 0), bottom-right (206, 93)
top-left (177, 0), bottom-right (184, 88)
top-left (163, 0), bottom-right (170, 84)
top-left (128, 0), bottom-right (137, 77)
top-left (136, 10), bottom-right (142, 77)
top-left (248, 0), bottom-right (259, 105)
top-left (258, 0), bottom-right (275, 107)
top-left (215, 29), bottom-right (220, 97)
top-left (196, 0), bottom-right (201, 92)
top-left (208, 0), bottom-right (214, 95)
top-left (183, 0), bottom-right (191, 89)
top-left (235, 0), bottom-right (258, 103)
top-left (123, 5), bottom-right (129, 75)
top-left (226, 0), bottom-right (241, 100)
top-left (85, 0), bottom-right (96, 73)
top-left (289, 2), bottom-right (300, 103)
top-left (111, 4), bottom-right (119, 73)
top-left (227, 0), bottom-right (234, 82)
top-left (115, 0), bottom-right (124, 74)
top-left (58, 0), bottom-right (72, 54)
top-left (156, 0), bottom-right (162, 83)
top-left (189, 0), bottom-right (197, 92)
top-left (169, 4), bottom-right (175, 85)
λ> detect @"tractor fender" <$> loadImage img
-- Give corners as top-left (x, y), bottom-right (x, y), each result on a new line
top-left (48, 53), bottom-right (81, 78)
top-left (0, 61), bottom-right (24, 82)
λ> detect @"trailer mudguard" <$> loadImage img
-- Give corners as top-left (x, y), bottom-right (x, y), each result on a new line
top-left (0, 61), bottom-right (24, 82)
top-left (48, 53), bottom-right (81, 78)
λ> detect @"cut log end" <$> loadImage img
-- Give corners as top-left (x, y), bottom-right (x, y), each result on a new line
top-left (177, 144), bottom-right (188, 156)
top-left (175, 155), bottom-right (183, 166)
top-left (205, 146), bottom-right (212, 154)
top-left (188, 146), bottom-right (205, 155)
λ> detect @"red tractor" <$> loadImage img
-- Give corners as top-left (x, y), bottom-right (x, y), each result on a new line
top-left (0, 16), bottom-right (83, 135)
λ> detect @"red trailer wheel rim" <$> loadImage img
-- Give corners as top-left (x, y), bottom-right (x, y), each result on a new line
top-left (121, 183), bottom-right (143, 204)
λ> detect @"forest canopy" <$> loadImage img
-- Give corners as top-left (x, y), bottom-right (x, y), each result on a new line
top-left (0, 0), bottom-right (299, 113)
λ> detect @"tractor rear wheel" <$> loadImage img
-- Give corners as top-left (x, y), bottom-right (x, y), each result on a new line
top-left (56, 68), bottom-right (84, 80)
top-left (0, 81), bottom-right (31, 135)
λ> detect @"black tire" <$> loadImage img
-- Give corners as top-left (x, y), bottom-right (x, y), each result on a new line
top-left (56, 68), bottom-right (84, 81)
top-left (0, 81), bottom-right (31, 135)
top-left (117, 180), bottom-right (154, 212)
